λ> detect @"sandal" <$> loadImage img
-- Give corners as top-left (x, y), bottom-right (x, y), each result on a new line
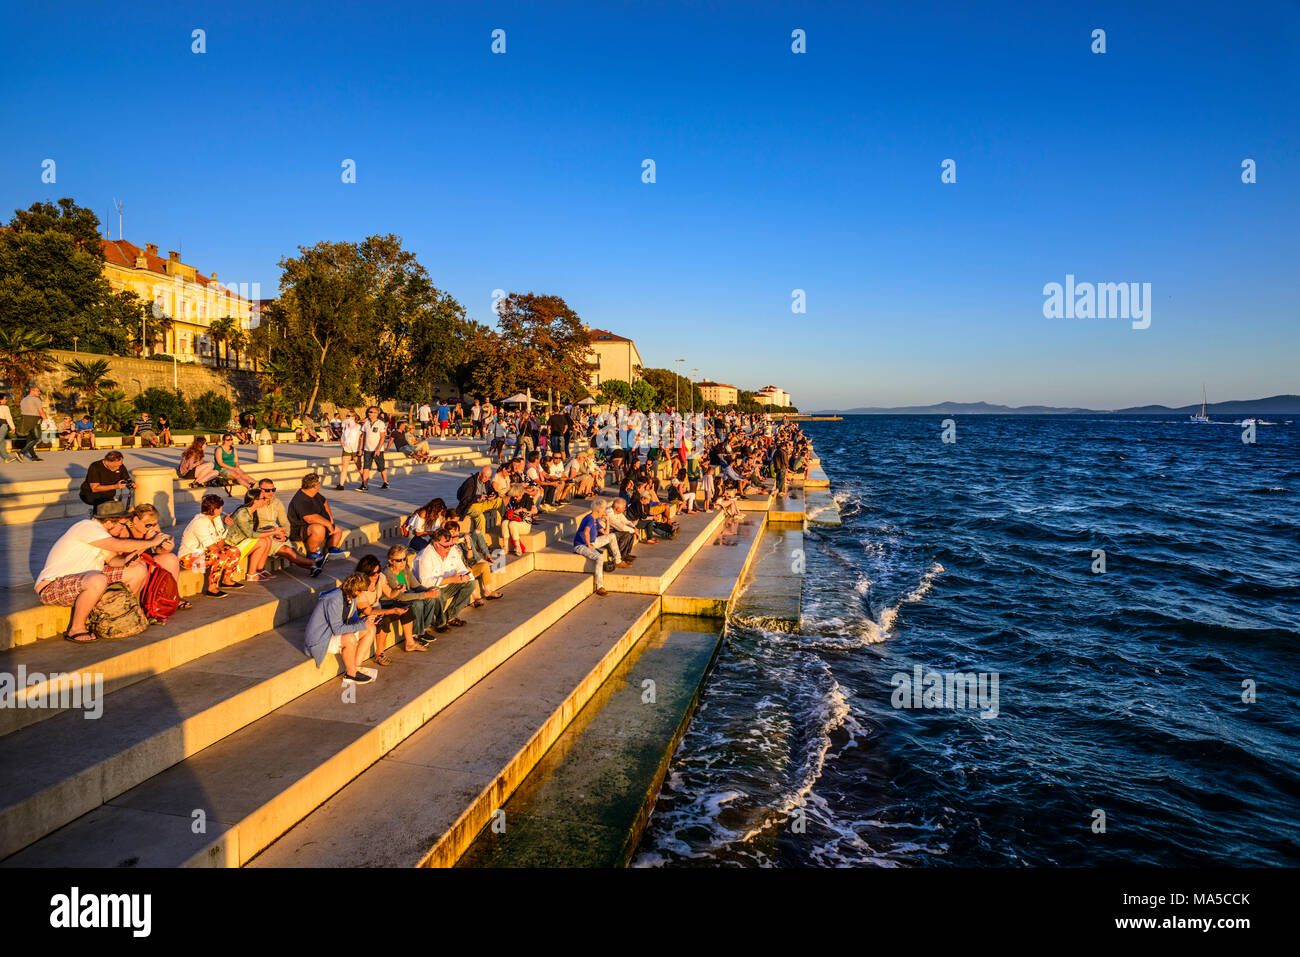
top-left (470, 599), bottom-right (485, 608)
top-left (484, 592), bottom-right (503, 600)
top-left (403, 642), bottom-right (429, 653)
top-left (177, 600), bottom-right (193, 610)
top-left (374, 652), bottom-right (393, 666)
top-left (63, 630), bottom-right (97, 643)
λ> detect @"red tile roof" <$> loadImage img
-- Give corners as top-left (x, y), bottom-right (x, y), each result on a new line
top-left (99, 238), bottom-right (246, 300)
top-left (587, 328), bottom-right (632, 343)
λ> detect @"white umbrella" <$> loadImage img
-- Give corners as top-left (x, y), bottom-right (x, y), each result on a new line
top-left (577, 397), bottom-right (596, 406)
top-left (501, 393), bottom-right (534, 405)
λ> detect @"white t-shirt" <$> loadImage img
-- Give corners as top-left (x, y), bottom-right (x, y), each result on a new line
top-left (470, 405), bottom-right (481, 421)
top-left (180, 513), bottom-right (226, 560)
top-left (418, 404), bottom-right (432, 423)
top-left (416, 543), bottom-right (469, 587)
top-left (37, 519), bottom-right (113, 586)
top-left (341, 420), bottom-right (361, 453)
top-left (360, 419), bottom-right (387, 452)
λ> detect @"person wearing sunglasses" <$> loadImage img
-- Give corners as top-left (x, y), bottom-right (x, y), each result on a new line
top-left (253, 480), bottom-right (325, 577)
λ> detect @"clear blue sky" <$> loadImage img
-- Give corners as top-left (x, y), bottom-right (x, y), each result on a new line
top-left (2, 0), bottom-right (1296, 410)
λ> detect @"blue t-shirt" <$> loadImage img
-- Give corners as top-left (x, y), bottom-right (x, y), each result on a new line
top-left (574, 514), bottom-right (600, 550)
top-left (437, 405), bottom-right (451, 422)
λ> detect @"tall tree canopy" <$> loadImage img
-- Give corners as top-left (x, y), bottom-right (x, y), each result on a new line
top-left (0, 198), bottom-right (146, 354)
top-left (494, 292), bottom-right (591, 403)
top-left (270, 234), bottom-right (469, 412)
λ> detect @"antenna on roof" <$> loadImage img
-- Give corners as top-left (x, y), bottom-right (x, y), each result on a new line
top-left (104, 205), bottom-right (111, 238)
top-left (113, 198), bottom-right (124, 240)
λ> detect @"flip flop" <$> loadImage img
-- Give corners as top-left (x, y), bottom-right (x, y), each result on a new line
top-left (63, 630), bottom-right (97, 643)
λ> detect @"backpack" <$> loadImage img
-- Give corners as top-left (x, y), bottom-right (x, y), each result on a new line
top-left (87, 582), bottom-right (149, 640)
top-left (652, 520), bottom-right (678, 540)
top-left (139, 555), bottom-right (182, 623)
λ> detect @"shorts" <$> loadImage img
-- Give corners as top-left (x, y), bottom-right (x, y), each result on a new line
top-left (362, 449), bottom-right (385, 470)
top-left (38, 565), bottom-right (126, 606)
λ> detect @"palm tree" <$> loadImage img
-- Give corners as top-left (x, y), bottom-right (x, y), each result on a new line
top-left (0, 327), bottom-right (57, 395)
top-left (228, 329), bottom-right (248, 370)
top-left (62, 358), bottom-right (118, 415)
top-left (208, 316), bottom-right (236, 368)
top-left (95, 388), bottom-right (135, 433)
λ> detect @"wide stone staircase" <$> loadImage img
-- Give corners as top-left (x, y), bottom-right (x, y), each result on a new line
top-left (0, 442), bottom-right (788, 867)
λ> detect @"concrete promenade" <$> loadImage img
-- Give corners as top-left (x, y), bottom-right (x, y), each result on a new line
top-left (0, 434), bottom-right (819, 867)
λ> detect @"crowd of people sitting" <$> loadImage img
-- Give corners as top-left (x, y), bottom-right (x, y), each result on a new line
top-left (34, 397), bottom-right (811, 686)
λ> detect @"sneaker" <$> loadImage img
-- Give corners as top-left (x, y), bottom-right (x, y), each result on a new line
top-left (333, 485), bottom-right (345, 491)
top-left (357, 484), bottom-right (369, 492)
top-left (305, 550), bottom-right (325, 562)
top-left (327, 547), bottom-right (348, 558)
top-left (595, 587), bottom-right (608, 597)
top-left (380, 482), bottom-right (389, 489)
top-left (30, 455), bottom-right (43, 462)
top-left (344, 671), bottom-right (374, 685)
top-left (308, 563), bottom-right (324, 578)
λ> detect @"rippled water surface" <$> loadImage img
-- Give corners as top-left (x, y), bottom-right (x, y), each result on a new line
top-left (635, 415), bottom-right (1300, 866)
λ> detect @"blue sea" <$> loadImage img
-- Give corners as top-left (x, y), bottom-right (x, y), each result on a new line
top-left (635, 414), bottom-right (1300, 866)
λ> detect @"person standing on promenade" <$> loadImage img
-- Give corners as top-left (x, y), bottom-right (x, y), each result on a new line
top-left (771, 440), bottom-right (790, 496)
top-left (0, 393), bottom-right (16, 462)
top-left (336, 410), bottom-right (361, 490)
top-left (16, 385), bottom-right (48, 461)
top-left (358, 406), bottom-right (390, 491)
top-left (470, 398), bottom-right (483, 437)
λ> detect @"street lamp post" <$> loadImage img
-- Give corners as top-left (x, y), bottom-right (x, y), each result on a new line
top-left (690, 369), bottom-right (698, 416)
top-left (674, 358), bottom-right (685, 411)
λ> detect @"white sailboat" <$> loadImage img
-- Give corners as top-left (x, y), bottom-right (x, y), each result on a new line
top-left (1189, 385), bottom-right (1211, 423)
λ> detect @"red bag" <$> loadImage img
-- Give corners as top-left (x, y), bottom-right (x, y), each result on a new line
top-left (140, 554), bottom-right (181, 623)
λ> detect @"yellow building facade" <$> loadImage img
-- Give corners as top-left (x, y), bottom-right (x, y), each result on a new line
top-left (100, 239), bottom-right (255, 367)
top-left (587, 329), bottom-right (643, 390)
top-left (698, 380), bottom-right (739, 406)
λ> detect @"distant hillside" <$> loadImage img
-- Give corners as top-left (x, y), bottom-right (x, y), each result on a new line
top-left (816, 395), bottom-right (1300, 415)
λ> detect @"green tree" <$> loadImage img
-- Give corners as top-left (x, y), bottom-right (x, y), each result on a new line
top-left (207, 316), bottom-right (236, 368)
top-left (61, 357), bottom-right (118, 415)
top-left (95, 388), bottom-right (135, 432)
top-left (273, 241), bottom-right (372, 413)
top-left (0, 327), bottom-right (57, 394)
top-left (191, 390), bottom-right (233, 431)
top-left (133, 387), bottom-right (193, 428)
top-left (640, 367), bottom-right (703, 411)
top-left (450, 323), bottom-right (522, 402)
top-left (629, 379), bottom-right (657, 410)
top-left (0, 199), bottom-right (136, 354)
top-left (254, 393), bottom-right (292, 429)
top-left (494, 293), bottom-right (590, 405)
top-left (597, 378), bottom-right (633, 407)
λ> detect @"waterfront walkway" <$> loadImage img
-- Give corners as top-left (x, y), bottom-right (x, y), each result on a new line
top-left (0, 438), bottom-right (816, 866)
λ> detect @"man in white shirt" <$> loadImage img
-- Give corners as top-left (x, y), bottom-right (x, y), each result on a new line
top-left (470, 400), bottom-right (483, 438)
top-left (0, 393), bottom-right (16, 462)
top-left (358, 406), bottom-right (389, 491)
top-left (606, 497), bottom-right (640, 559)
top-left (415, 528), bottom-right (477, 628)
top-left (418, 402), bottom-right (433, 438)
top-left (35, 501), bottom-right (157, 641)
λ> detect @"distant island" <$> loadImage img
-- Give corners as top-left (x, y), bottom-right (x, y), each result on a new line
top-left (814, 395), bottom-right (1300, 415)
